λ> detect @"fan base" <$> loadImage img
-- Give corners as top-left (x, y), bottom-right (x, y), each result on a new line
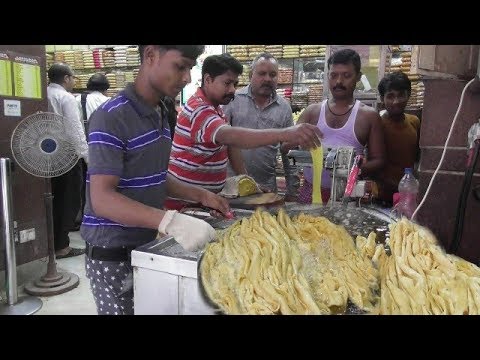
top-left (0, 296), bottom-right (43, 315)
top-left (24, 272), bottom-right (80, 297)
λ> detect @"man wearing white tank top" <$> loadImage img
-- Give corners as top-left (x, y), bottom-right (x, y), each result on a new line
top-left (282, 49), bottom-right (386, 204)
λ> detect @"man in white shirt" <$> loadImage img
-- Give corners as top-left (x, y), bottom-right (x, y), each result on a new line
top-left (47, 63), bottom-right (88, 259)
top-left (75, 73), bottom-right (111, 229)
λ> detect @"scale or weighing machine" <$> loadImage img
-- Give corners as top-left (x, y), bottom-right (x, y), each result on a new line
top-left (131, 205), bottom-right (393, 315)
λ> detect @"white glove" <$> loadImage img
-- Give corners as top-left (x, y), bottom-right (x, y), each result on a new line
top-left (158, 210), bottom-right (216, 252)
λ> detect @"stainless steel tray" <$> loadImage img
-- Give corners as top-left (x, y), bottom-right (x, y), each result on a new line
top-left (135, 235), bottom-right (200, 261)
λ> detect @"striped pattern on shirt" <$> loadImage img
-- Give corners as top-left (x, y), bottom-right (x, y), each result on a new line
top-left (169, 88), bottom-right (229, 192)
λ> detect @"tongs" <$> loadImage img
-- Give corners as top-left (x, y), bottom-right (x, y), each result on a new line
top-left (181, 206), bottom-right (235, 220)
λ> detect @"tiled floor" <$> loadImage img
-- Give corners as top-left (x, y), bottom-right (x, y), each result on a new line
top-left (24, 231), bottom-right (97, 315)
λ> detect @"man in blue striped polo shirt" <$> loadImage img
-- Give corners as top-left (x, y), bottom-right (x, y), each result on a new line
top-left (80, 45), bottom-right (230, 315)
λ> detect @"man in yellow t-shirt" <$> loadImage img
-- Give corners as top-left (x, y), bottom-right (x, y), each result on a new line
top-left (377, 71), bottom-right (420, 204)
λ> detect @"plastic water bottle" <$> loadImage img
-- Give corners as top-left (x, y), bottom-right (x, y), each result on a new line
top-left (393, 168), bottom-right (419, 219)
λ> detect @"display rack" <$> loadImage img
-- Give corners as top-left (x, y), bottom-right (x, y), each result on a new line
top-left (45, 45), bottom-right (184, 104)
top-left (226, 45), bottom-right (326, 109)
top-left (46, 46), bottom-right (140, 98)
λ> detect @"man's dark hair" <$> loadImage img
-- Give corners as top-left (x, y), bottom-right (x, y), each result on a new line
top-left (378, 71), bottom-right (412, 97)
top-left (251, 52), bottom-right (277, 70)
top-left (327, 49), bottom-right (361, 74)
top-left (201, 53), bottom-right (243, 86)
top-left (48, 62), bottom-right (74, 84)
top-left (291, 104), bottom-right (302, 113)
top-left (87, 73), bottom-right (110, 92)
top-left (138, 45), bottom-right (205, 63)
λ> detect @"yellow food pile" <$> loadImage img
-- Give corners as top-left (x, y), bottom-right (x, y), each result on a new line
top-left (200, 209), bottom-right (378, 314)
top-left (310, 146), bottom-right (323, 204)
top-left (357, 218), bottom-right (480, 315)
top-left (238, 176), bottom-right (258, 197)
top-left (293, 111), bottom-right (303, 123)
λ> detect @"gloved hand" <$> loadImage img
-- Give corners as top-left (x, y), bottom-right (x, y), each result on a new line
top-left (158, 210), bottom-right (216, 252)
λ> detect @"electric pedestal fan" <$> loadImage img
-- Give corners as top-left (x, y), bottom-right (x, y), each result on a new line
top-left (10, 111), bottom-right (83, 296)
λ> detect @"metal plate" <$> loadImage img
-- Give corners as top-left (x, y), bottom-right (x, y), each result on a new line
top-left (227, 193), bottom-right (285, 210)
top-left (197, 249), bottom-right (224, 315)
top-left (181, 208), bottom-right (255, 230)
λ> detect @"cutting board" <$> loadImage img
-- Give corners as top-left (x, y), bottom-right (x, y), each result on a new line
top-left (227, 193), bottom-right (285, 210)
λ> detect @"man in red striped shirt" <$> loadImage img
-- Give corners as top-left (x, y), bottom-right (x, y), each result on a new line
top-left (169, 53), bottom-right (322, 193)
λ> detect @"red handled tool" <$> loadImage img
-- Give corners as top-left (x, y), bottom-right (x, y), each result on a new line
top-left (344, 155), bottom-right (364, 199)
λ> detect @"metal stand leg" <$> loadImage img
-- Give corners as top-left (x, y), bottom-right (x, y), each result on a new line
top-left (0, 158), bottom-right (42, 315)
top-left (24, 178), bottom-right (79, 297)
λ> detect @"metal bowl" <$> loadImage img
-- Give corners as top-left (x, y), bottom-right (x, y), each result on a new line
top-left (197, 248), bottom-right (225, 315)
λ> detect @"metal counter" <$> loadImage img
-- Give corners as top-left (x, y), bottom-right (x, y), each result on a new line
top-left (131, 237), bottom-right (211, 315)
top-left (131, 205), bottom-right (393, 315)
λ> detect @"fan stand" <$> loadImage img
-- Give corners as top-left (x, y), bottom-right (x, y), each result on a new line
top-left (10, 112), bottom-right (84, 298)
top-left (24, 178), bottom-right (79, 296)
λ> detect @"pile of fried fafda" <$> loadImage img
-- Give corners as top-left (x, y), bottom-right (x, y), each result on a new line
top-left (200, 209), bottom-right (480, 315)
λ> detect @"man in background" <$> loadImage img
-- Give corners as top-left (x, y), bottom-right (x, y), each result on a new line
top-left (223, 53), bottom-right (300, 201)
top-left (47, 62), bottom-right (88, 259)
top-left (77, 73), bottom-right (111, 125)
top-left (168, 53), bottom-right (321, 194)
top-left (284, 49), bottom-right (385, 204)
top-left (377, 71), bottom-right (420, 204)
top-left (163, 96), bottom-right (178, 136)
top-left (73, 73), bottom-right (111, 230)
